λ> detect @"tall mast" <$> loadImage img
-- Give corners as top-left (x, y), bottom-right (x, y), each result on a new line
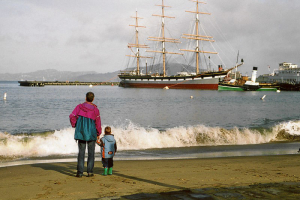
top-left (180, 0), bottom-right (217, 74)
top-left (147, 0), bottom-right (182, 77)
top-left (126, 11), bottom-right (151, 75)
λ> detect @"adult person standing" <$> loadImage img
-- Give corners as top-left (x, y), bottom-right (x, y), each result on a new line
top-left (69, 92), bottom-right (102, 177)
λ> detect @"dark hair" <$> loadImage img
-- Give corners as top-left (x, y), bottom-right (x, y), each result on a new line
top-left (86, 92), bottom-right (94, 102)
top-left (105, 126), bottom-right (111, 134)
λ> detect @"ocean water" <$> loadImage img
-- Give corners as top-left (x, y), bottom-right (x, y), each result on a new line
top-left (0, 81), bottom-right (300, 167)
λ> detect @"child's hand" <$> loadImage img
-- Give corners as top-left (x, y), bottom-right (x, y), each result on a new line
top-left (96, 139), bottom-right (100, 145)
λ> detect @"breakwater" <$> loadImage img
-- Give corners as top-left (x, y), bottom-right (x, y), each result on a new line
top-left (18, 81), bottom-right (119, 87)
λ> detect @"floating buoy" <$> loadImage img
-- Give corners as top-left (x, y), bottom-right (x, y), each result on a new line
top-left (89, 84), bottom-right (93, 88)
top-left (111, 83), bottom-right (114, 86)
top-left (190, 96), bottom-right (193, 99)
top-left (277, 90), bottom-right (280, 93)
top-left (261, 95), bottom-right (266, 100)
top-left (3, 93), bottom-right (7, 100)
top-left (163, 86), bottom-right (169, 90)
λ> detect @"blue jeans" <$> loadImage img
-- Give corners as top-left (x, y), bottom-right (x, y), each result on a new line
top-left (77, 140), bottom-right (95, 174)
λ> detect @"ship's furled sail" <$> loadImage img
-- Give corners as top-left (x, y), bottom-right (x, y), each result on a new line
top-left (180, 0), bottom-right (218, 74)
top-left (146, 0), bottom-right (183, 77)
top-left (125, 11), bottom-right (152, 75)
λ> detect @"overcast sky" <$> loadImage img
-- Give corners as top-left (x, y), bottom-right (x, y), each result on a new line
top-left (1, 0), bottom-right (300, 76)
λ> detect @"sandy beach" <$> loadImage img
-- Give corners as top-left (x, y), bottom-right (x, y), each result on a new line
top-left (1, 155), bottom-right (300, 200)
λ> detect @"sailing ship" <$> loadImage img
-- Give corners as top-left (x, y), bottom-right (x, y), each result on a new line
top-left (118, 0), bottom-right (243, 90)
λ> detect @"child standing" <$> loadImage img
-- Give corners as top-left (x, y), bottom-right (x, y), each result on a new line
top-left (98, 126), bottom-right (117, 175)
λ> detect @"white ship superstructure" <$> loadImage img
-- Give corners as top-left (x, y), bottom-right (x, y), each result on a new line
top-left (269, 62), bottom-right (300, 84)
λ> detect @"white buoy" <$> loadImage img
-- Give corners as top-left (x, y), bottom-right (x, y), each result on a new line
top-left (163, 86), bottom-right (169, 90)
top-left (261, 95), bottom-right (266, 100)
top-left (277, 90), bottom-right (280, 93)
top-left (89, 84), bottom-right (93, 88)
top-left (3, 93), bottom-right (7, 100)
top-left (190, 96), bottom-right (193, 99)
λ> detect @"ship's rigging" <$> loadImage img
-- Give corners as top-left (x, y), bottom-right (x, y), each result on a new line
top-left (119, 0), bottom-right (244, 90)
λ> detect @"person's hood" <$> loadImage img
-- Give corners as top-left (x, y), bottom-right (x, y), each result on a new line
top-left (79, 102), bottom-right (96, 112)
top-left (104, 134), bottom-right (115, 142)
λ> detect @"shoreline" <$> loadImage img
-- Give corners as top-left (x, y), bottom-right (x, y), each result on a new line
top-left (1, 140), bottom-right (299, 168)
top-left (1, 154), bottom-right (300, 199)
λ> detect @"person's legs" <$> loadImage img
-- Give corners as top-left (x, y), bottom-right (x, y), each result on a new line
top-left (87, 140), bottom-right (95, 174)
top-left (102, 158), bottom-right (108, 175)
top-left (108, 158), bottom-right (113, 175)
top-left (102, 157), bottom-right (108, 168)
top-left (77, 140), bottom-right (86, 176)
top-left (108, 158), bottom-right (113, 168)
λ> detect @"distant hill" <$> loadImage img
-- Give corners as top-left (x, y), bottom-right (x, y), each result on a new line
top-left (0, 63), bottom-right (196, 81)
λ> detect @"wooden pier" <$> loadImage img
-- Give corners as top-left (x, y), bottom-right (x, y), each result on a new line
top-left (18, 81), bottom-right (119, 87)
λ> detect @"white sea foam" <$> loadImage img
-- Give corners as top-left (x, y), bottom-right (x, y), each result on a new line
top-left (114, 124), bottom-right (273, 150)
top-left (273, 120), bottom-right (300, 136)
top-left (0, 120), bottom-right (299, 158)
top-left (0, 128), bottom-right (78, 158)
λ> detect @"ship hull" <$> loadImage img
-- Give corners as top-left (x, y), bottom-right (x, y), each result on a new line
top-left (218, 84), bottom-right (278, 91)
top-left (119, 75), bottom-right (225, 90)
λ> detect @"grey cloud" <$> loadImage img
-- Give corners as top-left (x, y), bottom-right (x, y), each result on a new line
top-left (0, 0), bottom-right (300, 76)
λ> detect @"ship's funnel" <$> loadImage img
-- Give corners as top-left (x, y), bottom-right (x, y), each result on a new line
top-left (218, 65), bottom-right (223, 71)
top-left (251, 67), bottom-right (258, 83)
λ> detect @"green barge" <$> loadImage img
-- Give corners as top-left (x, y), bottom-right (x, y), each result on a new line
top-left (218, 84), bottom-right (279, 91)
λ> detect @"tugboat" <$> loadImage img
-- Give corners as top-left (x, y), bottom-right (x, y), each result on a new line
top-left (218, 67), bottom-right (278, 91)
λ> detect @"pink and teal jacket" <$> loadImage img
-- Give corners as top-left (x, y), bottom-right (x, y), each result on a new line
top-left (69, 102), bottom-right (102, 141)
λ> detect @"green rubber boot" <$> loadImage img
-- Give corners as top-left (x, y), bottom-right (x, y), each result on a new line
top-left (108, 167), bottom-right (113, 175)
top-left (102, 168), bottom-right (108, 176)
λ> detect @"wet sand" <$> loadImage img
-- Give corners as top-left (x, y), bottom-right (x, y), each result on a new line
top-left (1, 154), bottom-right (300, 200)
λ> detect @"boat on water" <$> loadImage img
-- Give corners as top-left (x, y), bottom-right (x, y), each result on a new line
top-left (257, 62), bottom-right (300, 91)
top-left (218, 84), bottom-right (278, 91)
top-left (218, 67), bottom-right (278, 91)
top-left (118, 0), bottom-right (243, 90)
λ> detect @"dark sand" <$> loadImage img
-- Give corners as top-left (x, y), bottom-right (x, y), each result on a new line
top-left (1, 155), bottom-right (300, 200)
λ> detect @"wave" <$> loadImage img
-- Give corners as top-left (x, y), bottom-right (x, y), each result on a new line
top-left (0, 128), bottom-right (77, 159)
top-left (1, 120), bottom-right (300, 159)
